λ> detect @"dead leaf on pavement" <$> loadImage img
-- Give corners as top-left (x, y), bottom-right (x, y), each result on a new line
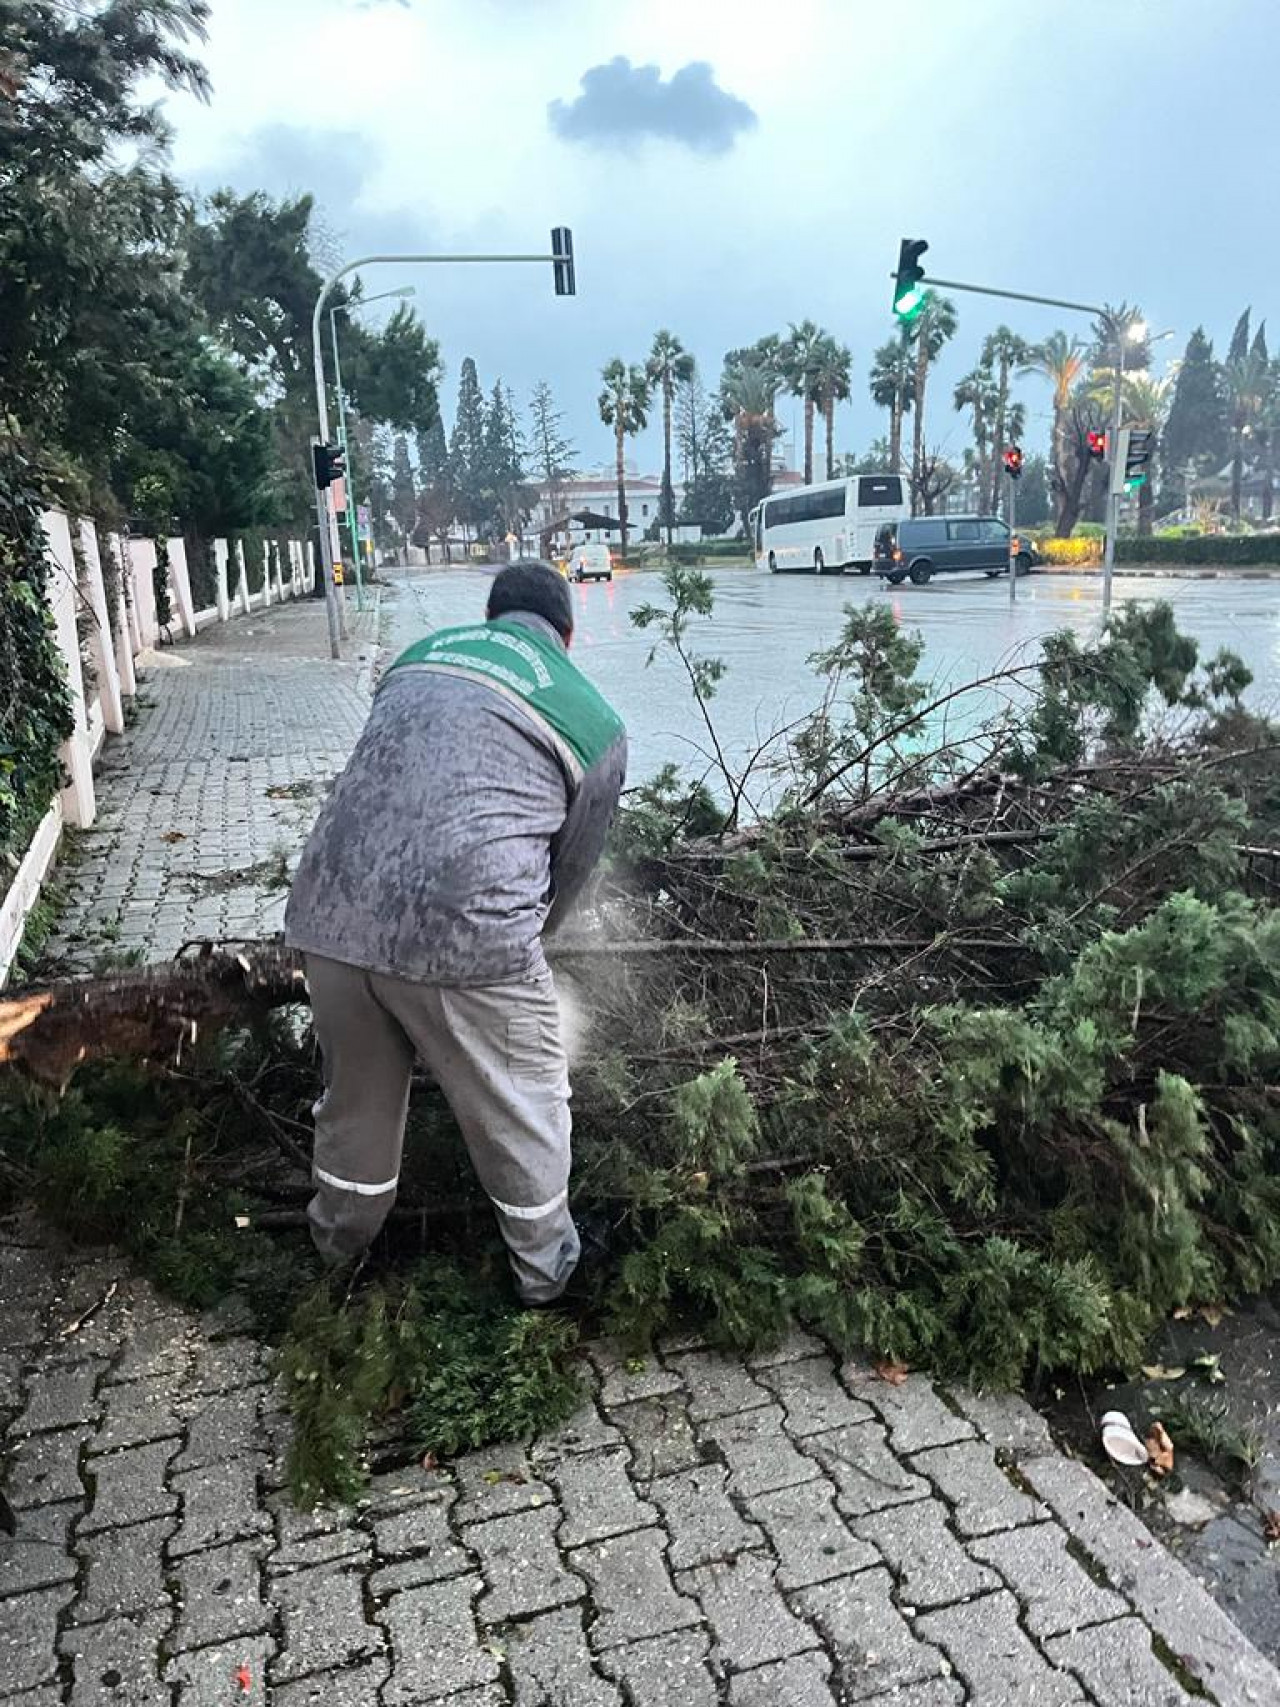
top-left (1141, 1365), bottom-right (1187, 1382)
top-left (160, 830), bottom-right (187, 843)
top-left (1199, 1304), bottom-right (1231, 1328)
top-left (421, 1451), bottom-right (439, 1473)
top-left (1262, 1510), bottom-right (1280, 1545)
top-left (874, 1360), bottom-right (910, 1386)
top-left (1145, 1421), bottom-right (1175, 1477)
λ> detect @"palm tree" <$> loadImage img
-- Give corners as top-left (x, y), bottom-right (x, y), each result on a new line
top-left (1021, 331), bottom-right (1088, 534)
top-left (646, 330), bottom-right (695, 548)
top-left (720, 354), bottom-right (781, 534)
top-left (909, 296), bottom-right (957, 514)
top-left (780, 319), bottom-right (827, 484)
top-left (598, 359), bottom-right (651, 554)
top-left (869, 332), bottom-right (914, 474)
top-left (1120, 373), bottom-right (1171, 536)
top-left (812, 336), bottom-right (852, 480)
top-left (982, 327), bottom-right (1030, 509)
top-left (953, 363), bottom-right (997, 508)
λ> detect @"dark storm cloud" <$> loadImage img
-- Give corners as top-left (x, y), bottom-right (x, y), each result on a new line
top-left (549, 57), bottom-right (757, 156)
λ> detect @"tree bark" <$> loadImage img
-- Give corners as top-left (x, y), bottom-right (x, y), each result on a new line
top-left (663, 380), bottom-right (675, 547)
top-left (803, 399), bottom-right (815, 486)
top-left (616, 420), bottom-right (629, 554)
top-left (824, 396), bottom-right (836, 480)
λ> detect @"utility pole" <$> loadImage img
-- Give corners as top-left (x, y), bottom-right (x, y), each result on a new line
top-left (310, 232), bottom-right (576, 660)
top-left (1002, 445), bottom-right (1024, 606)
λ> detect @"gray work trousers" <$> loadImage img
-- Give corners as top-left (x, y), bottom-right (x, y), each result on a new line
top-left (304, 953), bottom-right (580, 1305)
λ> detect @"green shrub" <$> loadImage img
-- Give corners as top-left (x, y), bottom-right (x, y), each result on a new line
top-left (1116, 533), bottom-right (1280, 566)
top-left (1035, 536), bottom-right (1102, 566)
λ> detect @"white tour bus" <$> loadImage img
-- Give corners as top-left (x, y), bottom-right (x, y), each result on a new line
top-left (752, 474), bottom-right (908, 574)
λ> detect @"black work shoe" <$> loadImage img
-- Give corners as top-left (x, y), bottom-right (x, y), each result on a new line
top-left (521, 1209), bottom-right (617, 1316)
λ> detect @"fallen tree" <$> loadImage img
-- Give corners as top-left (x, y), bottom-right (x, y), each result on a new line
top-left (3, 582), bottom-right (1279, 1503)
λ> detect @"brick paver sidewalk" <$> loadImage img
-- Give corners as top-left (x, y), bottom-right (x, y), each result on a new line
top-left (4, 594), bottom-right (1278, 1707)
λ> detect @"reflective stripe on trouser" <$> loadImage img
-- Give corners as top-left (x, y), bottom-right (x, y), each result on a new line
top-left (304, 953), bottom-right (579, 1304)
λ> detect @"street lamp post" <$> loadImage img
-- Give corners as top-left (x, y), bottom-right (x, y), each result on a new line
top-left (329, 285), bottom-right (416, 613)
top-left (310, 237), bottom-right (575, 660)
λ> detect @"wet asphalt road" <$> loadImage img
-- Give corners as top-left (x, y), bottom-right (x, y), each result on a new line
top-left (381, 564), bottom-right (1280, 791)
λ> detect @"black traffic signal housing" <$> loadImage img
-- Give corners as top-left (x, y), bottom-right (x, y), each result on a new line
top-left (552, 227), bottom-right (576, 297)
top-left (1002, 445), bottom-right (1024, 481)
top-left (312, 441), bottom-right (346, 489)
top-left (893, 239), bottom-right (929, 321)
top-left (1086, 430), bottom-right (1107, 461)
top-left (1124, 428), bottom-right (1155, 490)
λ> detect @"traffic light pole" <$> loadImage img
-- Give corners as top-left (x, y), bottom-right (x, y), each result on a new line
top-left (310, 243), bottom-right (572, 661)
top-left (1101, 354), bottom-right (1125, 617)
top-left (1007, 470), bottom-right (1018, 608)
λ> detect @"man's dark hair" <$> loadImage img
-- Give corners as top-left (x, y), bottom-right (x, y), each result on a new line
top-left (486, 560), bottom-right (574, 640)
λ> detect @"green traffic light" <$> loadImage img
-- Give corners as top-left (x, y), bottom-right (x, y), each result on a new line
top-left (894, 284), bottom-right (927, 320)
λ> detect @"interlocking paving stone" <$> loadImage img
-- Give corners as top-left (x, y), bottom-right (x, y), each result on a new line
top-left (916, 1589), bottom-right (1086, 1705)
top-left (841, 1364), bottom-right (976, 1455)
top-left (379, 1576), bottom-right (502, 1703)
top-left (5, 1427), bottom-right (85, 1509)
top-left (598, 1629), bottom-right (719, 1707)
top-left (910, 1439), bottom-right (1044, 1536)
top-left (610, 1393), bottom-right (703, 1480)
top-left (676, 1550), bottom-right (819, 1673)
top-left (756, 1356), bottom-right (874, 1437)
top-left (80, 1439), bottom-right (180, 1533)
top-left (62, 1609), bottom-right (173, 1706)
top-left (5, 1690), bottom-right (65, 1707)
top-left (532, 1394), bottom-right (623, 1459)
top-left (468, 1504), bottom-right (585, 1623)
top-left (186, 1335), bottom-right (270, 1395)
top-left (854, 1500), bottom-right (1000, 1609)
top-left (589, 1343), bottom-right (684, 1407)
top-left (745, 1329), bottom-right (828, 1369)
top-left (644, 1464), bottom-right (763, 1571)
top-left (171, 1540), bottom-right (271, 1649)
top-left (1, 1586), bottom-right (73, 1693)
top-left (1020, 1452), bottom-right (1280, 1707)
top-left (173, 1384), bottom-right (264, 1470)
top-left (15, 1360), bottom-right (107, 1434)
top-left (948, 1388), bottom-right (1055, 1456)
top-left (103, 1314), bottom-right (191, 1385)
top-left (451, 1440), bottom-right (551, 1524)
top-left (744, 1477), bottom-right (879, 1591)
top-left (269, 1661), bottom-right (391, 1707)
top-left (971, 1520), bottom-right (1130, 1637)
top-left (270, 1565), bottom-right (386, 1682)
top-left (0, 1500), bottom-right (79, 1597)
top-left (165, 1632), bottom-right (276, 1707)
top-left (501, 1606), bottom-right (624, 1706)
top-left (805, 1421), bottom-right (930, 1518)
top-left (728, 1650), bottom-right (838, 1707)
top-left (702, 1401), bottom-right (822, 1497)
top-left (169, 1454), bottom-right (272, 1555)
top-left (370, 1493), bottom-right (470, 1581)
top-left (855, 1686), bottom-right (963, 1706)
top-left (668, 1350), bottom-right (772, 1422)
top-left (1046, 1617), bottom-right (1200, 1705)
top-left (553, 1446), bottom-right (658, 1546)
top-left (94, 1376), bottom-right (185, 1452)
top-left (794, 1568), bottom-right (951, 1701)
top-left (359, 1464), bottom-right (455, 1515)
top-left (573, 1528), bottom-right (701, 1650)
top-left (72, 1515), bottom-right (175, 1624)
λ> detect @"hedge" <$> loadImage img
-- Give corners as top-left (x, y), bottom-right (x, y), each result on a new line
top-left (1115, 534), bottom-right (1280, 567)
top-left (1035, 537), bottom-right (1102, 566)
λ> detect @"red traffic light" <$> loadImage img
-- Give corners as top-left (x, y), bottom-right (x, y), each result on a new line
top-left (1086, 430), bottom-right (1106, 461)
top-left (1002, 445), bottom-right (1024, 480)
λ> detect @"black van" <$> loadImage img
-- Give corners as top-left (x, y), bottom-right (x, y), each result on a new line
top-left (873, 515), bottom-right (1035, 585)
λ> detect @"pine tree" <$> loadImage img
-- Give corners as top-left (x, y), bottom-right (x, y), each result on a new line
top-left (449, 357), bottom-right (487, 540)
top-left (1160, 329), bottom-right (1227, 511)
top-left (390, 435), bottom-right (416, 542)
top-left (676, 373), bottom-right (735, 537)
top-left (482, 380), bottom-right (528, 544)
top-left (527, 381), bottom-right (576, 522)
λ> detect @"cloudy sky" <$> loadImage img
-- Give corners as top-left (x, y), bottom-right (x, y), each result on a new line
top-left (165, 0), bottom-right (1278, 478)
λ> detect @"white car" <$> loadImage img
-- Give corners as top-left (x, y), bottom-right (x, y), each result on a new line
top-left (569, 542), bottom-right (613, 582)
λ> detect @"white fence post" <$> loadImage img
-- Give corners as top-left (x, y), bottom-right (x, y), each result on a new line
top-left (105, 532), bottom-right (137, 699)
top-left (77, 521), bottom-right (125, 736)
top-left (234, 541), bottom-right (251, 616)
top-left (42, 511), bottom-right (96, 828)
top-left (166, 537), bottom-right (198, 638)
top-left (214, 539), bottom-right (231, 622)
top-left (127, 538), bottom-right (159, 650)
top-left (275, 541), bottom-right (287, 602)
top-left (260, 540), bottom-right (273, 608)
